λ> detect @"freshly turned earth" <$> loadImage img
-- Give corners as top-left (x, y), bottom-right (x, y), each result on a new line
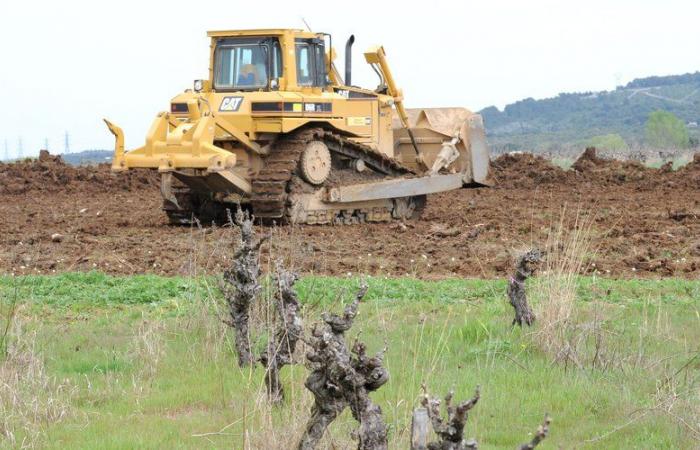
top-left (1, 149), bottom-right (699, 279)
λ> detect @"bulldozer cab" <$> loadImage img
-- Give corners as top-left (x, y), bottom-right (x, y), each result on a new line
top-left (207, 30), bottom-right (331, 93)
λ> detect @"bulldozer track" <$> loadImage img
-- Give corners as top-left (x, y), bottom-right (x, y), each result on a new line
top-left (317, 130), bottom-right (412, 176)
top-left (249, 128), bottom-right (315, 220)
top-left (162, 128), bottom-right (423, 225)
top-left (250, 127), bottom-right (417, 224)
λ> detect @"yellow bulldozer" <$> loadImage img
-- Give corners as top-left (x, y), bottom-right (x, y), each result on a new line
top-left (105, 28), bottom-right (491, 225)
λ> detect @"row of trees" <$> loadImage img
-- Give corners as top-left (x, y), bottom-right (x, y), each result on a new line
top-left (585, 110), bottom-right (693, 151)
top-left (480, 70), bottom-right (700, 152)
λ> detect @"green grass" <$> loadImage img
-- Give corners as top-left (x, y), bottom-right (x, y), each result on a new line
top-left (1, 273), bottom-right (699, 449)
top-left (550, 157), bottom-right (574, 170)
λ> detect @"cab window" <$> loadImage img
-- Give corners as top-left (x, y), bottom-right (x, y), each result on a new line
top-left (214, 37), bottom-right (281, 90)
top-left (295, 43), bottom-right (313, 86)
top-left (295, 39), bottom-right (327, 87)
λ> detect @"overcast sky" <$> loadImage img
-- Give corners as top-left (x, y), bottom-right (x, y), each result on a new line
top-left (1, 0), bottom-right (699, 157)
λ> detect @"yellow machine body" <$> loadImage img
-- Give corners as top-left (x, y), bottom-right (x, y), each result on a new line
top-left (106, 28), bottom-right (491, 224)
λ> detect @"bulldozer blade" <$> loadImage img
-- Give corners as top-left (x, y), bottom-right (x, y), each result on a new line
top-left (466, 114), bottom-right (492, 186)
top-left (326, 173), bottom-right (464, 204)
top-left (392, 108), bottom-right (492, 185)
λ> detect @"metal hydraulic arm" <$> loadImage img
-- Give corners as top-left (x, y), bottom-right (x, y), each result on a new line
top-left (364, 46), bottom-right (421, 156)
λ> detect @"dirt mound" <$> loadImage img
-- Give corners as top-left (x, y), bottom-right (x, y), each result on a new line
top-left (492, 147), bottom-right (699, 190)
top-left (490, 148), bottom-right (700, 191)
top-left (0, 151), bottom-right (158, 195)
top-left (490, 153), bottom-right (569, 189)
top-left (691, 152), bottom-right (700, 167)
top-left (571, 147), bottom-right (652, 185)
top-left (673, 153), bottom-right (700, 188)
top-left (570, 147), bottom-right (604, 171)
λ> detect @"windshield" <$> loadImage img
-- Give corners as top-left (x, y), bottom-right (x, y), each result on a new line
top-left (214, 38), bottom-right (281, 90)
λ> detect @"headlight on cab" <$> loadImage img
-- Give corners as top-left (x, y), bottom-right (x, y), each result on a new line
top-left (194, 79), bottom-right (204, 93)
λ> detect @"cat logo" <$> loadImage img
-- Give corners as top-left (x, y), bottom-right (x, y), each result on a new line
top-left (219, 96), bottom-right (244, 112)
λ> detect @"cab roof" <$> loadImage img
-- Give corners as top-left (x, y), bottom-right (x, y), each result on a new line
top-left (206, 29), bottom-right (320, 39)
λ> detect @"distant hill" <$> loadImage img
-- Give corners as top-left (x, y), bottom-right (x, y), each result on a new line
top-left (61, 150), bottom-right (112, 165)
top-left (480, 72), bottom-right (700, 153)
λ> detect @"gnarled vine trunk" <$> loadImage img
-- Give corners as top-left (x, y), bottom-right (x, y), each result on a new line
top-left (222, 209), bottom-right (268, 367)
top-left (297, 284), bottom-right (389, 450)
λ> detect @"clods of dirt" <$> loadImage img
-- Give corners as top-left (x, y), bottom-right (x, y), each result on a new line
top-left (0, 152), bottom-right (158, 195)
top-left (0, 150), bottom-right (698, 279)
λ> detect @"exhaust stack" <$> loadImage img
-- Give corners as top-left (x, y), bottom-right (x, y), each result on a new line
top-left (345, 35), bottom-right (355, 86)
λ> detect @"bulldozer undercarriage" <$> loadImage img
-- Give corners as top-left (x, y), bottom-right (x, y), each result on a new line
top-left (163, 128), bottom-right (427, 225)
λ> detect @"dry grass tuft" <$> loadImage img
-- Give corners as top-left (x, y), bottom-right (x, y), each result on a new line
top-left (129, 318), bottom-right (166, 380)
top-left (241, 387), bottom-right (315, 449)
top-left (0, 308), bottom-right (74, 448)
top-left (528, 207), bottom-right (603, 369)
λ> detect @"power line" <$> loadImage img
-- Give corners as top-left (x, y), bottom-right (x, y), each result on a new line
top-left (64, 131), bottom-right (70, 154)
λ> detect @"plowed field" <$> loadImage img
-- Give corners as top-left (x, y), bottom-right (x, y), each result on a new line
top-left (2, 149), bottom-right (698, 278)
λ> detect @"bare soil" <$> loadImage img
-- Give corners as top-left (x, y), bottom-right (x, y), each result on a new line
top-left (1, 149), bottom-right (699, 279)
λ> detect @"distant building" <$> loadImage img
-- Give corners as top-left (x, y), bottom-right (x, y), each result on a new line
top-left (688, 121), bottom-right (698, 128)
